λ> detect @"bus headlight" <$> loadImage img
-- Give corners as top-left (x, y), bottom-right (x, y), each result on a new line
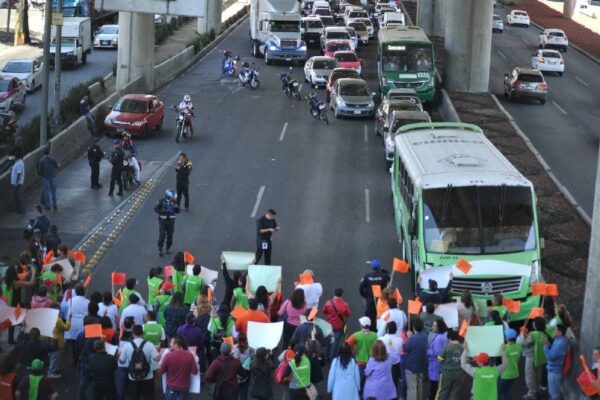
top-left (530, 260), bottom-right (540, 284)
top-left (429, 76), bottom-right (435, 87)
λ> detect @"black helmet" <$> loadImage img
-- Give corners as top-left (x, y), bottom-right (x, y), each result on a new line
top-left (242, 61), bottom-right (249, 68)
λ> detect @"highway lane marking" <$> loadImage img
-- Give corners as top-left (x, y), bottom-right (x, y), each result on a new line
top-left (552, 101), bottom-right (568, 115)
top-left (520, 38), bottom-right (530, 45)
top-left (365, 189), bottom-right (371, 223)
top-left (364, 125), bottom-right (368, 142)
top-left (251, 186), bottom-right (266, 218)
top-left (497, 50), bottom-right (506, 59)
top-left (299, 84), bottom-right (304, 92)
top-left (279, 122), bottom-right (288, 141)
top-left (575, 76), bottom-right (590, 87)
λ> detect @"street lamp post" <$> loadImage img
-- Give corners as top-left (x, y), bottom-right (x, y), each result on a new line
top-left (53, 0), bottom-right (62, 126)
top-left (39, 0), bottom-right (53, 145)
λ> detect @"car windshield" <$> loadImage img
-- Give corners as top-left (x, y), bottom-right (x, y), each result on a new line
top-left (114, 99), bottom-right (147, 113)
top-left (331, 70), bottom-right (359, 82)
top-left (306, 20), bottom-right (323, 28)
top-left (335, 53), bottom-right (358, 62)
top-left (99, 26), bottom-right (118, 34)
top-left (327, 42), bottom-right (350, 52)
top-left (0, 80), bottom-right (10, 91)
top-left (320, 17), bottom-right (335, 26)
top-left (423, 186), bottom-right (536, 254)
top-left (269, 21), bottom-right (300, 32)
top-left (340, 82), bottom-right (369, 96)
top-left (349, 11), bottom-right (367, 18)
top-left (328, 31), bottom-right (350, 39)
top-left (548, 31), bottom-right (564, 37)
top-left (2, 62), bottom-right (31, 73)
top-left (542, 51), bottom-right (560, 58)
top-left (313, 59), bottom-right (337, 69)
top-left (382, 44), bottom-right (433, 72)
top-left (517, 73), bottom-right (543, 82)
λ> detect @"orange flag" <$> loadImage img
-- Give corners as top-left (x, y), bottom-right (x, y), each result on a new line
top-left (43, 250), bottom-right (54, 265)
top-left (392, 258), bottom-right (410, 273)
top-left (459, 320), bottom-right (468, 337)
top-left (207, 287), bottom-right (213, 303)
top-left (112, 296), bottom-right (122, 307)
top-left (371, 285), bottom-right (382, 299)
top-left (392, 288), bottom-right (403, 305)
top-left (503, 299), bottom-right (521, 314)
top-left (85, 324), bottom-right (103, 338)
top-left (307, 307), bottom-right (318, 321)
top-left (14, 303), bottom-right (22, 320)
top-left (230, 306), bottom-right (246, 320)
top-left (545, 284), bottom-right (559, 297)
top-left (184, 251), bottom-right (195, 265)
top-left (529, 307), bottom-right (544, 319)
top-left (531, 283), bottom-right (546, 296)
top-left (73, 250), bottom-right (86, 264)
top-left (299, 273), bottom-right (314, 285)
top-left (83, 274), bottom-right (92, 288)
top-left (111, 272), bottom-right (126, 285)
top-left (456, 258), bottom-right (472, 274)
top-left (223, 336), bottom-right (234, 346)
top-left (407, 299), bottom-right (423, 315)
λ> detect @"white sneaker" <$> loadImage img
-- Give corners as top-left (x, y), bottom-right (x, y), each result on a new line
top-left (47, 373), bottom-right (61, 379)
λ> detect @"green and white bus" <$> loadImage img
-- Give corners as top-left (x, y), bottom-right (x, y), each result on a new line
top-left (377, 26), bottom-right (435, 102)
top-left (392, 122), bottom-right (542, 320)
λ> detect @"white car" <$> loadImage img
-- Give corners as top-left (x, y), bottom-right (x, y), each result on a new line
top-left (0, 59), bottom-right (42, 92)
top-left (321, 27), bottom-right (355, 51)
top-left (304, 56), bottom-right (337, 86)
top-left (539, 28), bottom-right (568, 52)
top-left (531, 49), bottom-right (564, 76)
top-left (345, 9), bottom-right (369, 26)
top-left (492, 14), bottom-right (504, 33)
top-left (355, 17), bottom-right (374, 38)
top-left (94, 24), bottom-right (118, 49)
top-left (506, 10), bottom-right (530, 27)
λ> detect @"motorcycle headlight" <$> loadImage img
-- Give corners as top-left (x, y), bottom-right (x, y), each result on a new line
top-left (530, 260), bottom-right (541, 284)
top-left (132, 121), bottom-right (145, 127)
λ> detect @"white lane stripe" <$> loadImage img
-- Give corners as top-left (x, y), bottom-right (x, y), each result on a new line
top-left (497, 50), bottom-right (506, 59)
top-left (299, 84), bottom-right (303, 92)
top-left (520, 38), bottom-right (529, 45)
top-left (364, 125), bottom-right (368, 142)
top-left (575, 76), bottom-right (589, 87)
top-left (279, 122), bottom-right (288, 141)
top-left (552, 101), bottom-right (568, 115)
top-left (250, 186), bottom-right (266, 218)
top-left (365, 189), bottom-right (370, 223)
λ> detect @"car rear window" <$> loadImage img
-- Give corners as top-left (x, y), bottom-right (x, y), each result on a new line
top-left (548, 31), bottom-right (564, 37)
top-left (306, 20), bottom-right (323, 28)
top-left (314, 8), bottom-right (331, 15)
top-left (320, 17), bottom-right (335, 26)
top-left (340, 82), bottom-right (369, 96)
top-left (328, 31), bottom-right (350, 39)
top-left (114, 99), bottom-right (147, 113)
top-left (517, 74), bottom-right (543, 82)
top-left (331, 70), bottom-right (360, 82)
top-left (335, 52), bottom-right (358, 62)
top-left (542, 52), bottom-right (560, 58)
top-left (391, 103), bottom-right (420, 112)
top-left (349, 22), bottom-right (366, 30)
top-left (349, 11), bottom-right (367, 18)
top-left (515, 11), bottom-right (528, 16)
top-left (327, 42), bottom-right (351, 52)
top-left (313, 59), bottom-right (337, 69)
top-left (493, 16), bottom-right (502, 21)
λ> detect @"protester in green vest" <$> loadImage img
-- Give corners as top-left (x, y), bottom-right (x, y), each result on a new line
top-left (40, 263), bottom-right (63, 304)
top-left (147, 267), bottom-right (164, 307)
top-left (286, 344), bottom-right (312, 397)
top-left (499, 328), bottom-right (522, 399)
top-left (208, 304), bottom-right (237, 360)
top-left (170, 252), bottom-right (187, 292)
top-left (517, 317), bottom-right (547, 400)
top-left (14, 359), bottom-right (58, 400)
top-left (154, 281), bottom-right (174, 326)
top-left (182, 265), bottom-right (203, 308)
top-left (143, 310), bottom-right (166, 347)
top-left (461, 343), bottom-right (508, 400)
top-left (119, 278), bottom-right (145, 314)
top-left (231, 274), bottom-right (249, 311)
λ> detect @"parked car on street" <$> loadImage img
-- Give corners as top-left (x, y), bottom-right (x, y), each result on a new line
top-left (104, 94), bottom-right (165, 136)
top-left (321, 27), bottom-right (354, 51)
top-left (0, 59), bottom-right (42, 92)
top-left (326, 67), bottom-right (361, 101)
top-left (539, 28), bottom-right (568, 52)
top-left (493, 14), bottom-right (504, 33)
top-left (354, 17), bottom-right (374, 38)
top-left (506, 10), bottom-right (530, 27)
top-left (504, 67), bottom-right (547, 104)
top-left (329, 78), bottom-right (375, 118)
top-left (94, 24), bottom-right (119, 49)
top-left (347, 21), bottom-right (368, 44)
top-left (0, 76), bottom-right (26, 112)
top-left (304, 56), bottom-right (337, 86)
top-left (531, 49), bottom-right (565, 76)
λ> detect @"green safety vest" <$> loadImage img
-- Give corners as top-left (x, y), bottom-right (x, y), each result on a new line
top-left (501, 342), bottom-right (522, 379)
top-left (143, 322), bottom-right (163, 345)
top-left (120, 287), bottom-right (137, 313)
top-left (1, 281), bottom-right (13, 306)
top-left (473, 366), bottom-right (499, 400)
top-left (172, 269), bottom-right (184, 292)
top-left (290, 356), bottom-right (311, 388)
top-left (155, 294), bottom-right (172, 326)
top-left (147, 277), bottom-right (163, 306)
top-left (531, 331), bottom-right (547, 367)
top-left (183, 275), bottom-right (203, 305)
top-left (39, 271), bottom-right (59, 303)
top-left (210, 317), bottom-right (235, 347)
top-left (232, 287), bottom-right (249, 310)
top-left (352, 330), bottom-right (377, 364)
top-left (492, 305), bottom-right (508, 320)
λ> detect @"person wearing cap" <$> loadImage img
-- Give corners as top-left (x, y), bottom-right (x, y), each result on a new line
top-left (120, 293), bottom-right (148, 328)
top-left (295, 269), bottom-right (323, 308)
top-left (346, 316), bottom-right (378, 390)
top-left (358, 259), bottom-right (391, 331)
top-left (255, 209), bottom-right (279, 265)
top-left (160, 334), bottom-right (199, 398)
top-left (88, 339), bottom-right (117, 399)
top-left (87, 137), bottom-right (105, 189)
top-left (15, 359), bottom-right (58, 400)
top-left (205, 342), bottom-right (243, 399)
top-left (108, 139), bottom-right (124, 196)
top-left (154, 189), bottom-right (180, 256)
top-left (498, 328), bottom-right (522, 399)
top-left (416, 273), bottom-right (453, 305)
top-left (461, 342), bottom-right (508, 400)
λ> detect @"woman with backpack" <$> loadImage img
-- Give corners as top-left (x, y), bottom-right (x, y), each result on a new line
top-left (208, 304), bottom-right (238, 360)
top-left (164, 291), bottom-right (188, 339)
top-left (278, 289), bottom-right (307, 350)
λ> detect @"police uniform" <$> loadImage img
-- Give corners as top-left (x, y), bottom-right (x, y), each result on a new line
top-left (358, 260), bottom-right (390, 330)
top-left (108, 142), bottom-right (124, 196)
top-left (87, 141), bottom-right (104, 189)
top-left (175, 158), bottom-right (193, 210)
top-left (155, 191), bottom-right (180, 255)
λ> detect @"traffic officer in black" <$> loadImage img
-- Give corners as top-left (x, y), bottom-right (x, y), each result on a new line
top-left (87, 137), bottom-right (104, 189)
top-left (174, 153), bottom-right (192, 211)
top-left (358, 259), bottom-right (391, 331)
top-left (255, 209), bottom-right (278, 265)
top-left (108, 140), bottom-right (124, 196)
top-left (155, 189), bottom-right (180, 256)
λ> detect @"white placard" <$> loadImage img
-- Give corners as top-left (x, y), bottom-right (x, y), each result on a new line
top-left (24, 308), bottom-right (59, 337)
top-left (42, 258), bottom-right (74, 281)
top-left (7, 307), bottom-right (26, 325)
top-left (247, 321), bottom-right (284, 350)
top-left (222, 251), bottom-right (255, 271)
top-left (465, 325), bottom-right (504, 357)
top-left (105, 342), bottom-right (118, 356)
top-left (197, 266), bottom-right (219, 286)
top-left (433, 303), bottom-right (459, 328)
top-left (419, 266), bottom-right (452, 289)
top-left (248, 265), bottom-right (281, 292)
top-left (161, 373), bottom-right (201, 394)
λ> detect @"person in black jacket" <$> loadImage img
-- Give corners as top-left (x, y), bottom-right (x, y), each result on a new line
top-left (358, 259), bottom-right (391, 331)
top-left (254, 209), bottom-right (279, 265)
top-left (154, 189), bottom-right (180, 256)
top-left (87, 137), bottom-right (105, 189)
top-left (88, 339), bottom-right (117, 400)
top-left (108, 140), bottom-right (124, 196)
top-left (416, 273), bottom-right (453, 305)
top-left (174, 153), bottom-right (192, 211)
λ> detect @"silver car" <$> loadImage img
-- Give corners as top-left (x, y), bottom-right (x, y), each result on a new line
top-left (493, 15), bottom-right (503, 33)
top-left (330, 78), bottom-right (375, 118)
top-left (384, 110), bottom-right (431, 165)
top-left (385, 88), bottom-right (423, 111)
top-left (94, 24), bottom-right (119, 49)
top-left (304, 56), bottom-right (337, 86)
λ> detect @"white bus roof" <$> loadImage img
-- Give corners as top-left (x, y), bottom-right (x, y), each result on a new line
top-left (394, 123), bottom-right (533, 190)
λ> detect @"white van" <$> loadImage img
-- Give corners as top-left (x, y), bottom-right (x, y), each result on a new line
top-left (312, 0), bottom-right (331, 14)
top-left (382, 11), bottom-right (405, 27)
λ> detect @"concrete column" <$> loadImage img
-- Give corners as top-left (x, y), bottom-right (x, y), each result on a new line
top-left (116, 12), bottom-right (155, 91)
top-left (444, 0), bottom-right (492, 92)
top-left (207, 0), bottom-right (222, 35)
top-left (197, 0), bottom-right (208, 34)
top-left (563, 0), bottom-right (576, 19)
top-left (417, 0), bottom-right (446, 37)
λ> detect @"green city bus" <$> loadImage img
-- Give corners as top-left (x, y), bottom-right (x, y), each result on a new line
top-left (391, 122), bottom-right (543, 320)
top-left (377, 26), bottom-right (435, 102)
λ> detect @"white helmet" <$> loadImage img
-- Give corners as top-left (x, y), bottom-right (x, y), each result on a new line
top-left (183, 95), bottom-right (191, 102)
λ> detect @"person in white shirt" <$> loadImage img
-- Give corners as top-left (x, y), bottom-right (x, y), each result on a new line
top-left (10, 147), bottom-right (25, 214)
top-left (295, 269), bottom-right (323, 308)
top-left (98, 291), bottom-right (120, 328)
top-left (118, 324), bottom-right (160, 398)
top-left (379, 321), bottom-right (403, 354)
top-left (120, 294), bottom-right (148, 329)
top-left (64, 285), bottom-right (89, 340)
top-left (376, 298), bottom-right (407, 337)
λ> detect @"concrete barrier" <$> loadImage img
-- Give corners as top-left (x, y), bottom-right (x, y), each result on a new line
top-left (439, 88), bottom-right (461, 123)
top-left (153, 47), bottom-right (195, 90)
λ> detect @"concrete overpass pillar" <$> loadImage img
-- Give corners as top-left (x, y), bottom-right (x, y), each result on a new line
top-left (417, 0), bottom-right (446, 37)
top-left (563, 0), bottom-right (576, 19)
top-left (116, 12), bottom-right (155, 91)
top-left (208, 0), bottom-right (222, 34)
top-left (444, 0), bottom-right (492, 92)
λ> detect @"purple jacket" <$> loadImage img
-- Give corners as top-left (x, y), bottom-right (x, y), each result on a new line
top-left (363, 351), bottom-right (401, 400)
top-left (427, 332), bottom-right (448, 381)
top-left (176, 323), bottom-right (204, 348)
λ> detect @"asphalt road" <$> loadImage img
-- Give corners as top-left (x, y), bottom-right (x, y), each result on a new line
top-left (490, 6), bottom-right (600, 217)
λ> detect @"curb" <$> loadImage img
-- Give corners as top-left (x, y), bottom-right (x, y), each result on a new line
top-left (489, 93), bottom-right (592, 225)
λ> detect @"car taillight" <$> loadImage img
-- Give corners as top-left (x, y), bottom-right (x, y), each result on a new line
top-left (560, 59), bottom-right (564, 64)
top-left (537, 82), bottom-right (548, 90)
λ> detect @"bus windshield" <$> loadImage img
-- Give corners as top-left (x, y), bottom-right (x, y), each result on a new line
top-left (382, 44), bottom-right (433, 73)
top-left (423, 186), bottom-right (536, 254)
top-left (269, 21), bottom-right (300, 33)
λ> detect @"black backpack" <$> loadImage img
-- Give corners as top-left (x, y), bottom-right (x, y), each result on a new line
top-left (128, 340), bottom-right (150, 381)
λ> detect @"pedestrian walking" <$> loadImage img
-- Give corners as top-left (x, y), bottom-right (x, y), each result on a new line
top-left (327, 342), bottom-right (360, 400)
top-left (80, 94), bottom-right (96, 135)
top-left (322, 288), bottom-right (351, 361)
top-left (175, 153), bottom-right (192, 210)
top-left (346, 316), bottom-right (377, 391)
top-left (14, 359), bottom-right (58, 400)
top-left (278, 289), bottom-right (307, 350)
top-left (518, 317), bottom-right (548, 400)
top-left (87, 137), bottom-right (104, 189)
top-left (427, 319), bottom-right (448, 400)
top-left (10, 146), bottom-right (25, 214)
top-left (88, 339), bottom-right (117, 400)
top-left (295, 269), bottom-right (323, 308)
top-left (154, 189), bottom-right (180, 256)
top-left (205, 342), bottom-right (243, 400)
top-left (159, 334), bottom-right (199, 400)
top-left (436, 329), bottom-right (463, 400)
top-left (163, 292), bottom-right (187, 339)
top-left (108, 140), bottom-right (124, 196)
top-left (250, 347), bottom-right (276, 400)
top-left (38, 146), bottom-right (59, 210)
top-left (358, 259), bottom-right (391, 331)
top-left (544, 324), bottom-right (569, 400)
top-left (118, 325), bottom-right (160, 399)
top-left (25, 205), bottom-right (51, 239)
top-left (255, 209), bottom-right (279, 265)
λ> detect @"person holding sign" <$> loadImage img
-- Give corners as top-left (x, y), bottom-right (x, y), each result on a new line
top-left (255, 209), bottom-right (279, 265)
top-left (461, 342), bottom-right (508, 400)
top-left (376, 298), bottom-right (407, 337)
top-left (182, 265), bottom-right (203, 309)
top-left (517, 318), bottom-right (549, 400)
top-left (159, 334), bottom-right (199, 398)
top-left (416, 273), bottom-right (453, 305)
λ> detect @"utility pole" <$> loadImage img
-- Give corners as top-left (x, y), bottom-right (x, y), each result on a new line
top-left (53, 0), bottom-right (62, 126)
top-left (6, 0), bottom-right (11, 34)
top-left (580, 144), bottom-right (600, 368)
top-left (40, 0), bottom-right (52, 145)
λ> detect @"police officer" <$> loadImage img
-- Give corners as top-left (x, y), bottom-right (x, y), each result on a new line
top-left (155, 189), bottom-right (180, 256)
top-left (87, 137), bottom-right (104, 189)
top-left (358, 259), bottom-right (391, 331)
top-left (175, 153), bottom-right (192, 211)
top-left (108, 140), bottom-right (124, 196)
top-left (255, 209), bottom-right (278, 265)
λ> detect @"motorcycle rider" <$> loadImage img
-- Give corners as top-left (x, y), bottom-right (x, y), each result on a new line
top-left (239, 61), bottom-right (251, 86)
top-left (120, 132), bottom-right (141, 185)
top-left (177, 95), bottom-right (195, 137)
top-left (308, 92), bottom-right (320, 112)
top-left (222, 50), bottom-right (233, 74)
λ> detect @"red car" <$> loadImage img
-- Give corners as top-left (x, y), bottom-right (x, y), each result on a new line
top-left (104, 94), bottom-right (165, 136)
top-left (322, 40), bottom-right (352, 58)
top-left (0, 76), bottom-right (26, 112)
top-left (333, 51), bottom-right (362, 76)
top-left (325, 67), bottom-right (360, 101)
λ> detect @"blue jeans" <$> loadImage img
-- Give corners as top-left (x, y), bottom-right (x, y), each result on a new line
top-left (41, 177), bottom-right (57, 209)
top-left (85, 113), bottom-right (96, 134)
top-left (328, 329), bottom-right (344, 361)
top-left (498, 377), bottom-right (515, 400)
top-left (116, 367), bottom-right (129, 400)
top-left (548, 372), bottom-right (562, 400)
top-left (165, 387), bottom-right (190, 400)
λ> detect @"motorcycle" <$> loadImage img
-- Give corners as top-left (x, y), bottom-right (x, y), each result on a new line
top-left (308, 96), bottom-right (329, 125)
top-left (279, 68), bottom-right (301, 100)
top-left (238, 63), bottom-right (260, 90)
top-left (222, 53), bottom-right (240, 76)
top-left (173, 105), bottom-right (193, 143)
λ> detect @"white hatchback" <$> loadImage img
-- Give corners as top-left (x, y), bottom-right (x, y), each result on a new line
top-left (531, 49), bottom-right (564, 75)
top-left (506, 10), bottom-right (530, 27)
